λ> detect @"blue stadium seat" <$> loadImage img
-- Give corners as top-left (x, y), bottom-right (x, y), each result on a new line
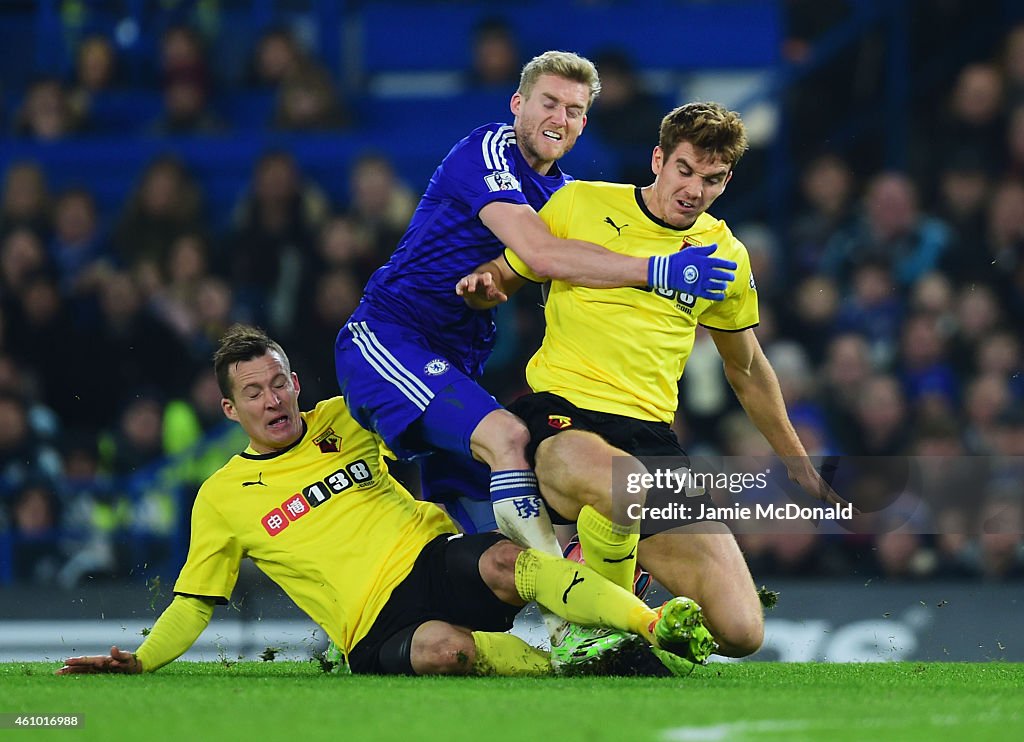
top-left (216, 91), bottom-right (276, 131)
top-left (358, 1), bottom-right (780, 77)
top-left (0, 14), bottom-right (38, 92)
top-left (352, 90), bottom-right (511, 156)
top-left (87, 90), bottom-right (164, 135)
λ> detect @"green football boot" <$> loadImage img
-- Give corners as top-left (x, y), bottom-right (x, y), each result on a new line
top-left (322, 640), bottom-right (352, 675)
top-left (554, 630), bottom-right (696, 677)
top-left (550, 624), bottom-right (632, 672)
top-left (649, 596), bottom-right (718, 664)
top-left (648, 645), bottom-right (697, 677)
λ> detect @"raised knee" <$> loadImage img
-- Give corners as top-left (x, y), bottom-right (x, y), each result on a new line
top-left (622, 458), bottom-right (650, 509)
top-left (473, 410), bottom-right (530, 465)
top-left (536, 432), bottom-right (619, 511)
top-left (502, 415), bottom-right (531, 452)
top-left (714, 613), bottom-right (764, 658)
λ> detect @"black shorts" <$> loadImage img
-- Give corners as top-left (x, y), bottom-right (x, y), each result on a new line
top-left (506, 392), bottom-right (720, 534)
top-left (348, 532), bottom-right (519, 674)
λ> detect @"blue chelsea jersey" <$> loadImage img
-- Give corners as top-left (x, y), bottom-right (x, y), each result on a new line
top-left (355, 123), bottom-right (571, 378)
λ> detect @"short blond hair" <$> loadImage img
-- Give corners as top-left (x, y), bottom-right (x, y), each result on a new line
top-left (518, 50), bottom-right (601, 109)
top-left (659, 102), bottom-right (748, 168)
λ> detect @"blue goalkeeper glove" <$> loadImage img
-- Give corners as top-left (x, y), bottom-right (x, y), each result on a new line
top-left (647, 244), bottom-right (737, 301)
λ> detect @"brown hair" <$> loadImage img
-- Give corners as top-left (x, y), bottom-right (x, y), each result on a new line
top-left (518, 50), bottom-right (601, 109)
top-left (659, 102), bottom-right (748, 168)
top-left (213, 324), bottom-right (290, 399)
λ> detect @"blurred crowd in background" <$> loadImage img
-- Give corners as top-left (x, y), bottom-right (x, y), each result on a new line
top-left (0, 0), bottom-right (1022, 588)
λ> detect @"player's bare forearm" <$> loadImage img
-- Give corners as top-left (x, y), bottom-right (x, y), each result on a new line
top-left (525, 239), bottom-right (649, 287)
top-left (712, 329), bottom-right (804, 457)
top-left (725, 352), bottom-right (807, 460)
top-left (480, 201), bottom-right (648, 287)
top-left (712, 329), bottom-right (853, 509)
top-left (729, 360), bottom-right (854, 509)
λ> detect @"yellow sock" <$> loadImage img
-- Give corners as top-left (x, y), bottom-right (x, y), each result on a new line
top-left (471, 631), bottom-right (552, 676)
top-left (577, 505), bottom-right (640, 591)
top-left (514, 548), bottom-right (657, 642)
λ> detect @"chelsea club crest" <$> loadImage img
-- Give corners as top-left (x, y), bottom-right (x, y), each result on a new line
top-left (424, 359), bottom-right (450, 376)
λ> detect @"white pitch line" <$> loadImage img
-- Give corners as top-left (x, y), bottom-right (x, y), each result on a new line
top-left (661, 720), bottom-right (811, 741)
top-left (661, 711), bottom-right (1022, 741)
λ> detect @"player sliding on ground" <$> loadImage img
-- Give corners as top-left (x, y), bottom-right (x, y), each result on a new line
top-left (57, 325), bottom-right (713, 678)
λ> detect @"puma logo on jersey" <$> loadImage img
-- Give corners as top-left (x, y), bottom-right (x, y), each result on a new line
top-left (243, 472), bottom-right (268, 487)
top-left (604, 217), bottom-right (628, 236)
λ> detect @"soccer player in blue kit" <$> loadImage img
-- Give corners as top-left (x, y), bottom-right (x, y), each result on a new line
top-left (334, 52), bottom-right (736, 623)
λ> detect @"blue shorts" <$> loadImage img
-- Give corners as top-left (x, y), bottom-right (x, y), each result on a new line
top-left (335, 318), bottom-right (501, 460)
top-left (419, 451), bottom-right (496, 534)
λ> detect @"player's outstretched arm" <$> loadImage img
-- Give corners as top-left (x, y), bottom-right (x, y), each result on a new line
top-left (710, 328), bottom-right (856, 511)
top-left (55, 595), bottom-right (216, 675)
top-left (480, 201), bottom-right (647, 287)
top-left (480, 201), bottom-right (736, 299)
top-left (456, 259), bottom-right (524, 310)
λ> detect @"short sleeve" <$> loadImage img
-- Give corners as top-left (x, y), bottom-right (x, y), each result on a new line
top-left (444, 125), bottom-right (530, 217)
top-left (503, 247), bottom-right (542, 283)
top-left (697, 238), bottom-right (760, 332)
top-left (172, 490), bottom-right (243, 603)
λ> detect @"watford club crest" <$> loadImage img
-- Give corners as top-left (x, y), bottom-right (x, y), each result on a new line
top-left (547, 415), bottom-right (573, 430)
top-left (313, 428), bottom-right (342, 453)
top-left (679, 235), bottom-right (701, 249)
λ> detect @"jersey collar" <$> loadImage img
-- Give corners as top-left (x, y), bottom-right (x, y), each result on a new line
top-left (240, 418), bottom-right (309, 460)
top-left (634, 186), bottom-right (688, 232)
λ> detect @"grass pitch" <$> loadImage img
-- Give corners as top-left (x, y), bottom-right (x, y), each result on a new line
top-left (2, 661), bottom-right (1022, 741)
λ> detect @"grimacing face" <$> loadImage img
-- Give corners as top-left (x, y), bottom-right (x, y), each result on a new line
top-left (511, 73), bottom-right (589, 174)
top-left (221, 350), bottom-right (303, 453)
top-left (648, 141), bottom-right (731, 229)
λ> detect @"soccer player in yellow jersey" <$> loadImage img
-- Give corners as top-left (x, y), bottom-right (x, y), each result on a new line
top-left (458, 102), bottom-right (850, 659)
top-left (57, 324), bottom-right (712, 677)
